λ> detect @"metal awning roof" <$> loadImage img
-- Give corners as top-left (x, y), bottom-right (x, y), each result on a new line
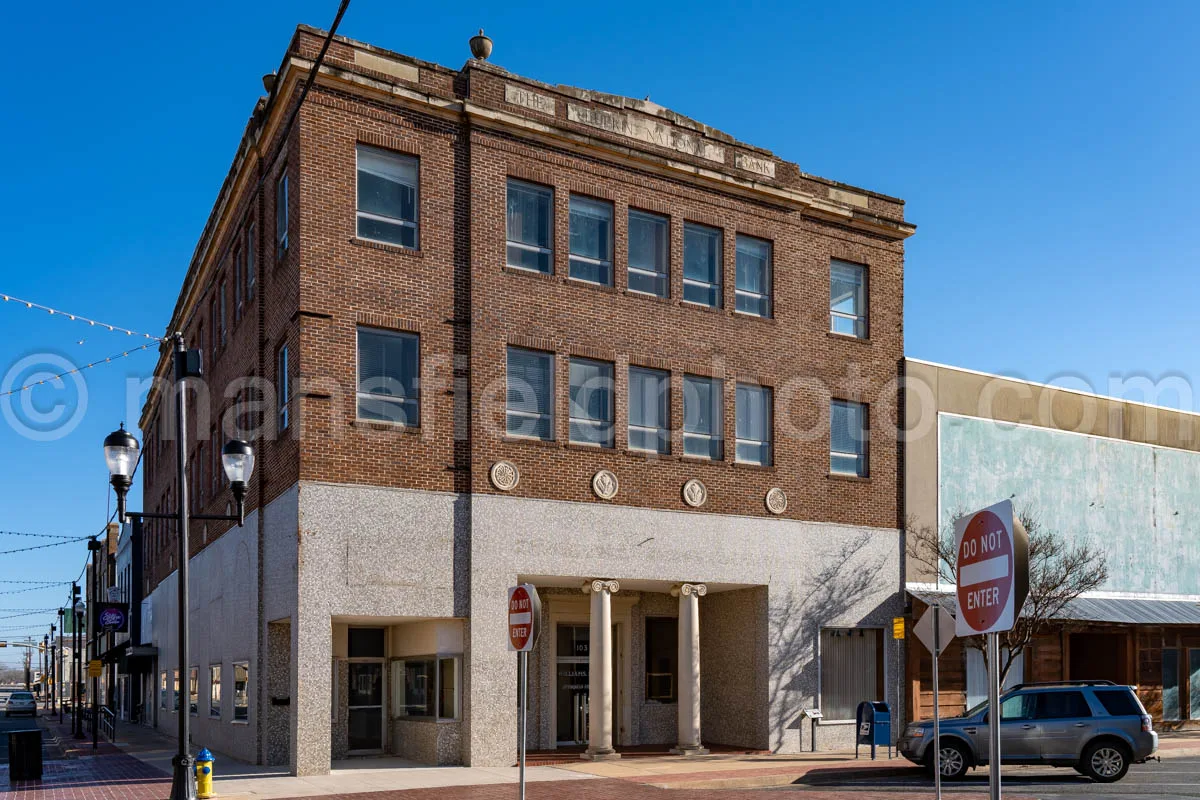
top-left (908, 589), bottom-right (1200, 626)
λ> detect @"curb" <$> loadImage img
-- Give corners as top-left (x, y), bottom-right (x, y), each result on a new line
top-left (640, 762), bottom-right (923, 790)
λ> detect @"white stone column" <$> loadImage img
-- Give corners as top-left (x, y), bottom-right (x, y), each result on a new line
top-left (582, 579), bottom-right (620, 760)
top-left (672, 583), bottom-right (708, 756)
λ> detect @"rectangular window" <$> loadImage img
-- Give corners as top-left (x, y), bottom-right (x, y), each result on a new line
top-left (628, 366), bottom-right (669, 454)
top-left (276, 171), bottom-right (289, 259)
top-left (210, 300), bottom-right (218, 355)
top-left (189, 667), bottom-right (199, 715)
top-left (233, 662), bottom-right (249, 722)
top-left (568, 195), bottom-right (613, 286)
top-left (683, 375), bottom-right (723, 459)
top-left (506, 348), bottom-right (554, 440)
top-left (219, 280), bottom-right (227, 347)
top-left (819, 628), bottom-right (883, 720)
top-left (506, 179), bottom-right (553, 273)
top-left (275, 344), bottom-right (289, 431)
top-left (172, 669), bottom-right (179, 712)
top-left (831, 260), bottom-right (868, 338)
top-left (1164, 647), bottom-right (1181, 721)
top-left (683, 223), bottom-right (722, 307)
top-left (160, 671), bottom-right (167, 709)
top-left (356, 327), bottom-right (420, 426)
top-left (356, 144), bottom-right (419, 249)
top-left (735, 383), bottom-right (772, 465)
top-left (568, 358), bottom-right (614, 447)
top-left (393, 656), bottom-right (459, 720)
top-left (234, 248), bottom-right (244, 320)
top-left (831, 400), bottom-right (868, 477)
top-left (627, 210), bottom-right (669, 297)
top-left (209, 665), bottom-right (221, 718)
top-left (645, 617), bottom-right (678, 703)
top-left (735, 235), bottom-right (771, 317)
top-left (246, 224), bottom-right (256, 302)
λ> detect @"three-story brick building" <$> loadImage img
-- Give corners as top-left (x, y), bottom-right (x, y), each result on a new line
top-left (138, 25), bottom-right (915, 774)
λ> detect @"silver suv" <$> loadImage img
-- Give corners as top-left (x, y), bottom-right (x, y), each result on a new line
top-left (899, 681), bottom-right (1157, 783)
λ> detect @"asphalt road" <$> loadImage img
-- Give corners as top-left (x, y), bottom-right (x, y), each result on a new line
top-left (0, 685), bottom-right (43, 762)
top-left (782, 757), bottom-right (1200, 799)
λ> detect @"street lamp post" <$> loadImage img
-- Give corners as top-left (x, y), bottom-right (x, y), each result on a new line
top-left (104, 333), bottom-right (254, 800)
top-left (72, 585), bottom-right (83, 738)
top-left (88, 537), bottom-right (101, 752)
top-left (57, 610), bottom-right (64, 723)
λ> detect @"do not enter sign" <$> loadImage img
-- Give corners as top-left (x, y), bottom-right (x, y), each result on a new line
top-left (508, 584), bottom-right (542, 652)
top-left (953, 499), bottom-right (1029, 637)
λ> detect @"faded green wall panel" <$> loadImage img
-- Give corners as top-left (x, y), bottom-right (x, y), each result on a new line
top-left (939, 414), bottom-right (1200, 596)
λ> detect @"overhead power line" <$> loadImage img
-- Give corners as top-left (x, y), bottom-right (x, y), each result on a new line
top-left (0, 341), bottom-right (157, 398)
top-left (0, 292), bottom-right (164, 341)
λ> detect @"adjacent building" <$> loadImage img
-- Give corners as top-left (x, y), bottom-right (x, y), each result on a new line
top-left (137, 25), bottom-right (914, 773)
top-left (904, 358), bottom-right (1200, 727)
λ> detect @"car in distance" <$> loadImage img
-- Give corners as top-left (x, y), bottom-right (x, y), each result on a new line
top-left (899, 681), bottom-right (1156, 783)
top-left (4, 690), bottom-right (37, 717)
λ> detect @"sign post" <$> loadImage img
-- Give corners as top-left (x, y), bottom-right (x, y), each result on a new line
top-left (954, 500), bottom-right (1029, 800)
top-left (914, 605), bottom-right (955, 800)
top-left (508, 584), bottom-right (542, 800)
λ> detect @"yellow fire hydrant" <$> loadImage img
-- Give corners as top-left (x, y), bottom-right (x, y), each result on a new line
top-left (195, 748), bottom-right (215, 798)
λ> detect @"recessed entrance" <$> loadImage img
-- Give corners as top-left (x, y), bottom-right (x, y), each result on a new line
top-left (347, 628), bottom-right (386, 755)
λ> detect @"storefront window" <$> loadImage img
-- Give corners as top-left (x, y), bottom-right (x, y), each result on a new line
top-left (1164, 647), bottom-right (1181, 721)
top-left (392, 656), bottom-right (459, 720)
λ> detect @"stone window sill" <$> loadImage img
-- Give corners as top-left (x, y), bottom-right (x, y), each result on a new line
top-left (827, 472), bottom-right (871, 484)
top-left (352, 419), bottom-right (422, 434)
top-left (502, 435), bottom-right (560, 449)
top-left (564, 441), bottom-right (617, 453)
top-left (351, 237), bottom-right (423, 258)
top-left (502, 264), bottom-right (557, 281)
top-left (732, 461), bottom-right (776, 472)
top-left (827, 331), bottom-right (871, 345)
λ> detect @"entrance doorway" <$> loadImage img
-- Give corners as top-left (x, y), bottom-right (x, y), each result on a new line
top-left (347, 627), bottom-right (386, 754)
top-left (1069, 633), bottom-right (1130, 685)
top-left (554, 623), bottom-right (620, 747)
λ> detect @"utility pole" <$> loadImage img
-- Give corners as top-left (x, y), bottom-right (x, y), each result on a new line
top-left (57, 610), bottom-right (64, 723)
top-left (72, 583), bottom-right (83, 739)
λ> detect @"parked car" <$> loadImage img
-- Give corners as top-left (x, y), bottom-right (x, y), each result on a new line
top-left (899, 681), bottom-right (1157, 783)
top-left (4, 690), bottom-right (37, 717)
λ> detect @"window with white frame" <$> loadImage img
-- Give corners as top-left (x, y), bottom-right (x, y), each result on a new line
top-left (506, 347), bottom-right (554, 440)
top-left (831, 399), bottom-right (868, 477)
top-left (357, 144), bottom-right (419, 249)
top-left (277, 344), bottom-right (289, 431)
top-left (735, 235), bottom-right (771, 317)
top-left (683, 223), bottom-right (722, 307)
top-left (831, 260), bottom-right (867, 338)
top-left (735, 383), bottom-right (772, 465)
top-left (233, 662), bottom-right (249, 721)
top-left (276, 171), bottom-right (289, 259)
top-left (683, 374), bottom-right (722, 459)
top-left (246, 223), bottom-right (256, 302)
top-left (357, 327), bottom-right (420, 426)
top-left (391, 656), bottom-right (459, 720)
top-left (568, 195), bottom-right (613, 285)
top-left (628, 366), bottom-right (669, 454)
top-left (628, 210), bottom-right (669, 297)
top-left (209, 665), bottom-right (221, 718)
top-left (819, 628), bottom-right (883, 720)
top-left (506, 179), bottom-right (553, 273)
top-left (568, 358), bottom-right (614, 447)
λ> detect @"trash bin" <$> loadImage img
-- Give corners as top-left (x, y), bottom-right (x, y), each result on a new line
top-left (854, 701), bottom-right (892, 760)
top-left (8, 728), bottom-right (43, 781)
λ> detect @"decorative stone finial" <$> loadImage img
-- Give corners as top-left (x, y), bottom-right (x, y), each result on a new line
top-left (469, 29), bottom-right (493, 61)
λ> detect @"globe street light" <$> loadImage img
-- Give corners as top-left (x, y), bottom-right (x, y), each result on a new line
top-left (103, 424), bottom-right (139, 523)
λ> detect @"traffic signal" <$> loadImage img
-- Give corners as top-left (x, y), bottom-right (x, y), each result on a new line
top-left (0, 641), bottom-right (6, 648)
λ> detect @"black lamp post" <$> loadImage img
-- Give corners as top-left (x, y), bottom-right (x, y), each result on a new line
top-left (103, 333), bottom-right (255, 800)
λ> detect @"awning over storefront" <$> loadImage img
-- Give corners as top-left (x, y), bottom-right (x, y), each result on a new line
top-left (908, 588), bottom-right (1200, 626)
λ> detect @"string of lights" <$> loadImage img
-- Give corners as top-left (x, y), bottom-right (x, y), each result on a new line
top-left (0, 536), bottom-right (92, 557)
top-left (0, 531), bottom-right (87, 540)
top-left (0, 583), bottom-right (67, 596)
top-left (0, 341), bottom-right (157, 398)
top-left (0, 292), bottom-right (164, 341)
top-left (0, 609), bottom-right (56, 621)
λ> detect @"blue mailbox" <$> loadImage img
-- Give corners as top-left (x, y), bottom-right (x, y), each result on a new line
top-left (854, 701), bottom-right (892, 759)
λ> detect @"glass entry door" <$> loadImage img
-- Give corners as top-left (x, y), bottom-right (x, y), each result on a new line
top-left (348, 662), bottom-right (385, 753)
top-left (557, 625), bottom-right (590, 745)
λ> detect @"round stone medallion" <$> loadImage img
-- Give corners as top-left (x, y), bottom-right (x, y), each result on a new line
top-left (592, 469), bottom-right (619, 500)
top-left (765, 487), bottom-right (788, 515)
top-left (681, 478), bottom-right (708, 508)
top-left (489, 460), bottom-right (520, 491)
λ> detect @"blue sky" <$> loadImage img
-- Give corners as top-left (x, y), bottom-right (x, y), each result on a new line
top-left (1, 1), bottom-right (1197, 664)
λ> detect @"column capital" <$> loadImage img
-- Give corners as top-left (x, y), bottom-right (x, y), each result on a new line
top-left (671, 583), bottom-right (707, 598)
top-left (583, 579), bottom-right (620, 594)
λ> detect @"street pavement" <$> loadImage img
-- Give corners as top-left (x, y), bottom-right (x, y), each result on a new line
top-left (0, 686), bottom-right (46, 764)
top-left (780, 757), bottom-right (1200, 799)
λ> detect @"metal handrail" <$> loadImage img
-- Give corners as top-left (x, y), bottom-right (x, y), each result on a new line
top-left (99, 706), bottom-right (117, 743)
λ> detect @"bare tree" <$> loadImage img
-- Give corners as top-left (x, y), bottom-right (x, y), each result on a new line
top-left (907, 507), bottom-right (1109, 684)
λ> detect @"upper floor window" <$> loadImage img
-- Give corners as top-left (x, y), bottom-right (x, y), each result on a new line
top-left (831, 399), bottom-right (868, 477)
top-left (357, 327), bottom-right (419, 426)
top-left (209, 299), bottom-right (218, 356)
top-left (356, 145), bottom-right (419, 249)
top-left (735, 383), bottom-right (772, 465)
top-left (568, 358), bottom-right (614, 447)
top-left (628, 366), bottom-right (669, 454)
top-left (245, 224), bottom-right (257, 303)
top-left (735, 235), bottom-right (771, 318)
top-left (218, 280), bottom-right (227, 347)
top-left (683, 374), bottom-right (722, 459)
top-left (234, 247), bottom-right (244, 321)
top-left (831, 260), bottom-right (867, 338)
top-left (506, 347), bottom-right (554, 440)
top-left (628, 210), bottom-right (669, 298)
top-left (506, 180), bottom-right (553, 273)
top-left (276, 171), bottom-right (289, 259)
top-left (683, 223), bottom-right (722, 307)
top-left (568, 196), bottom-right (613, 286)
top-left (277, 345), bottom-right (289, 431)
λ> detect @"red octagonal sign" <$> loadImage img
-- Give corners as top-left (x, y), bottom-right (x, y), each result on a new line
top-left (508, 584), bottom-right (541, 652)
